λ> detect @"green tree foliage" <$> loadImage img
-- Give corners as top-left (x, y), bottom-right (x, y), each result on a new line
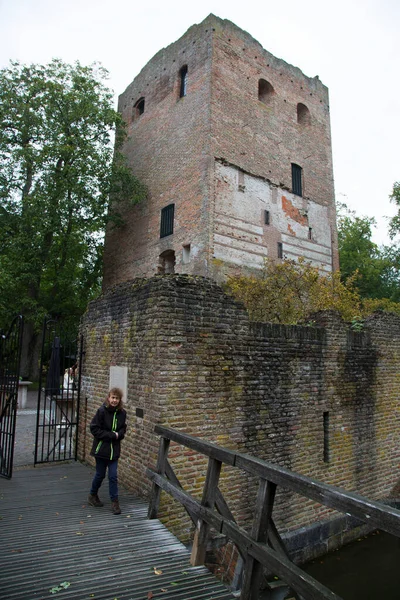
top-left (388, 181), bottom-right (400, 238)
top-left (225, 258), bottom-right (400, 326)
top-left (337, 202), bottom-right (400, 301)
top-left (225, 258), bottom-right (363, 324)
top-left (0, 59), bottom-right (146, 333)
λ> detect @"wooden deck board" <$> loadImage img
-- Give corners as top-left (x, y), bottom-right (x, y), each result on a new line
top-left (0, 462), bottom-right (235, 600)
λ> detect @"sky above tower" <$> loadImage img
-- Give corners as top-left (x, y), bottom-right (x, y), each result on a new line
top-left (0, 0), bottom-right (398, 245)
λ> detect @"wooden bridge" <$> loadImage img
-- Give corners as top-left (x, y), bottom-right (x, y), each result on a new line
top-left (2, 429), bottom-right (400, 600)
top-left (0, 462), bottom-right (235, 600)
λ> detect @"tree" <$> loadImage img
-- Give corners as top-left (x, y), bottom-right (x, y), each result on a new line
top-left (0, 59), bottom-right (146, 376)
top-left (388, 181), bottom-right (400, 239)
top-left (337, 202), bottom-right (400, 301)
top-left (225, 258), bottom-right (363, 325)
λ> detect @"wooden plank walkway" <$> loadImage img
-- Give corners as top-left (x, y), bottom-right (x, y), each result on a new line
top-left (0, 462), bottom-right (236, 600)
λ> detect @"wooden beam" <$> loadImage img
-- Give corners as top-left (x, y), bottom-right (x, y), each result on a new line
top-left (241, 480), bottom-right (277, 600)
top-left (222, 520), bottom-right (341, 600)
top-left (164, 459), bottom-right (198, 525)
top-left (147, 435), bottom-right (170, 519)
top-left (191, 457), bottom-right (222, 566)
top-left (235, 453), bottom-right (400, 538)
top-left (146, 468), bottom-right (342, 599)
top-left (154, 425), bottom-right (236, 465)
top-left (146, 468), bottom-right (223, 532)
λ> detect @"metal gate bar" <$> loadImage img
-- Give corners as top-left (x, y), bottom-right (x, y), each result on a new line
top-left (0, 315), bottom-right (24, 479)
top-left (35, 319), bottom-right (82, 464)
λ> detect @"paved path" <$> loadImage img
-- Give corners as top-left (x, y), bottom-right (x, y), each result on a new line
top-left (14, 390), bottom-right (38, 468)
top-left (0, 461), bottom-right (235, 600)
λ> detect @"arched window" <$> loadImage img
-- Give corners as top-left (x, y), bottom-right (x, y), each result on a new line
top-left (133, 97), bottom-right (145, 119)
top-left (258, 79), bottom-right (274, 104)
top-left (158, 250), bottom-right (176, 274)
top-left (297, 103), bottom-right (311, 125)
top-left (179, 65), bottom-right (188, 98)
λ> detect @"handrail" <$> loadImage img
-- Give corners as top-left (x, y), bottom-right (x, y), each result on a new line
top-left (147, 425), bottom-right (400, 600)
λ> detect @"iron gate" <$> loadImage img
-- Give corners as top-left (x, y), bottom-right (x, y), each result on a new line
top-left (35, 319), bottom-right (82, 464)
top-left (0, 315), bottom-right (24, 479)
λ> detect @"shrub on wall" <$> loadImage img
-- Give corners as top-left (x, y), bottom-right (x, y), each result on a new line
top-left (225, 258), bottom-right (400, 325)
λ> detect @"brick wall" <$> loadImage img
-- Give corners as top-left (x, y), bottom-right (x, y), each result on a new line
top-left (103, 14), bottom-right (339, 289)
top-left (79, 275), bottom-right (400, 562)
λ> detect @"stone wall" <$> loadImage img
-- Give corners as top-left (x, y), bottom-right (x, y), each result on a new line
top-left (78, 275), bottom-right (400, 561)
top-left (103, 14), bottom-right (338, 289)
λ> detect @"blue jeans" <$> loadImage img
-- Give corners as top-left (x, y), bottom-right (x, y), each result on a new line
top-left (90, 457), bottom-right (119, 501)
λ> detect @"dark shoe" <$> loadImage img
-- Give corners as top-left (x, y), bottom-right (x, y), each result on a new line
top-left (88, 493), bottom-right (104, 507)
top-left (111, 500), bottom-right (121, 515)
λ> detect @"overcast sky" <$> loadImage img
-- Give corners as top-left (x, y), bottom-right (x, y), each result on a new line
top-left (1, 0), bottom-right (398, 244)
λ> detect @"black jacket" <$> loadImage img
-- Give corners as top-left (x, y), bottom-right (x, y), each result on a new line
top-left (90, 403), bottom-right (127, 461)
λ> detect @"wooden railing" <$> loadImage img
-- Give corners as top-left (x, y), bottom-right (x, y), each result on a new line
top-left (146, 425), bottom-right (400, 600)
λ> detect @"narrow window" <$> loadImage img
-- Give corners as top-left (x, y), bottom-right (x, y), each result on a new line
top-left (160, 204), bottom-right (175, 238)
top-left (238, 169), bottom-right (245, 192)
top-left (133, 97), bottom-right (145, 119)
top-left (323, 411), bottom-right (330, 463)
top-left (179, 65), bottom-right (188, 98)
top-left (277, 242), bottom-right (283, 259)
top-left (308, 227), bottom-right (312, 240)
top-left (258, 79), bottom-right (274, 104)
top-left (264, 210), bottom-right (270, 225)
top-left (297, 103), bottom-right (311, 125)
top-left (182, 244), bottom-right (191, 264)
top-left (291, 163), bottom-right (303, 196)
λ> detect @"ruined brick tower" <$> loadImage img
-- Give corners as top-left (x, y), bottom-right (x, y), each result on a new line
top-left (103, 14), bottom-right (338, 289)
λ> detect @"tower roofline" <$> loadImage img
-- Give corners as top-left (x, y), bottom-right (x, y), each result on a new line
top-left (120, 14), bottom-right (326, 100)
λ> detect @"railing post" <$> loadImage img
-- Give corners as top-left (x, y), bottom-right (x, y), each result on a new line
top-left (241, 479), bottom-right (277, 600)
top-left (190, 456), bottom-right (222, 566)
top-left (148, 435), bottom-right (170, 519)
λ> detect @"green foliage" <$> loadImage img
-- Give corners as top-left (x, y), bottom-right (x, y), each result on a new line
top-left (0, 59), bottom-right (146, 332)
top-left (389, 181), bottom-right (400, 239)
top-left (225, 256), bottom-right (400, 326)
top-left (225, 258), bottom-right (364, 324)
top-left (336, 202), bottom-right (400, 301)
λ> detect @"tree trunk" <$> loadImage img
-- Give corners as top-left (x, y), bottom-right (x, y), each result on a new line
top-left (20, 322), bottom-right (42, 381)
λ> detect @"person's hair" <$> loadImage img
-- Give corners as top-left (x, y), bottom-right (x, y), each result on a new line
top-left (105, 387), bottom-right (124, 410)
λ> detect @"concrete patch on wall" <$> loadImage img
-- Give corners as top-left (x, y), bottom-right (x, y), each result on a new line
top-left (213, 160), bottom-right (333, 273)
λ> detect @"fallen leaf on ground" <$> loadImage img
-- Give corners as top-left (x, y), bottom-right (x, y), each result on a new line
top-left (153, 567), bottom-right (162, 575)
top-left (147, 593), bottom-right (153, 599)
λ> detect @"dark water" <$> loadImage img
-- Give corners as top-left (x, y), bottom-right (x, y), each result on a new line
top-left (302, 530), bottom-right (400, 600)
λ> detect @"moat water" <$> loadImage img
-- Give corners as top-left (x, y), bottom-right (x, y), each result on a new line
top-left (258, 530), bottom-right (400, 599)
top-left (302, 530), bottom-right (400, 599)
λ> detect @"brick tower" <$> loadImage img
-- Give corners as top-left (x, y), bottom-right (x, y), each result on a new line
top-left (103, 14), bottom-right (338, 289)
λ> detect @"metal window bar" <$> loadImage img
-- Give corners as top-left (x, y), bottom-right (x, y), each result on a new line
top-left (179, 66), bottom-right (188, 98)
top-left (160, 204), bottom-right (175, 238)
top-left (291, 163), bottom-right (303, 196)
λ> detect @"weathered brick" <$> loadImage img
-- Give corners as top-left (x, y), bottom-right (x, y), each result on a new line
top-left (103, 15), bottom-right (338, 289)
top-left (79, 275), bottom-right (400, 567)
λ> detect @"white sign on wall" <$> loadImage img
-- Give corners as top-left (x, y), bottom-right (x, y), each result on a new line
top-left (109, 366), bottom-right (128, 402)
